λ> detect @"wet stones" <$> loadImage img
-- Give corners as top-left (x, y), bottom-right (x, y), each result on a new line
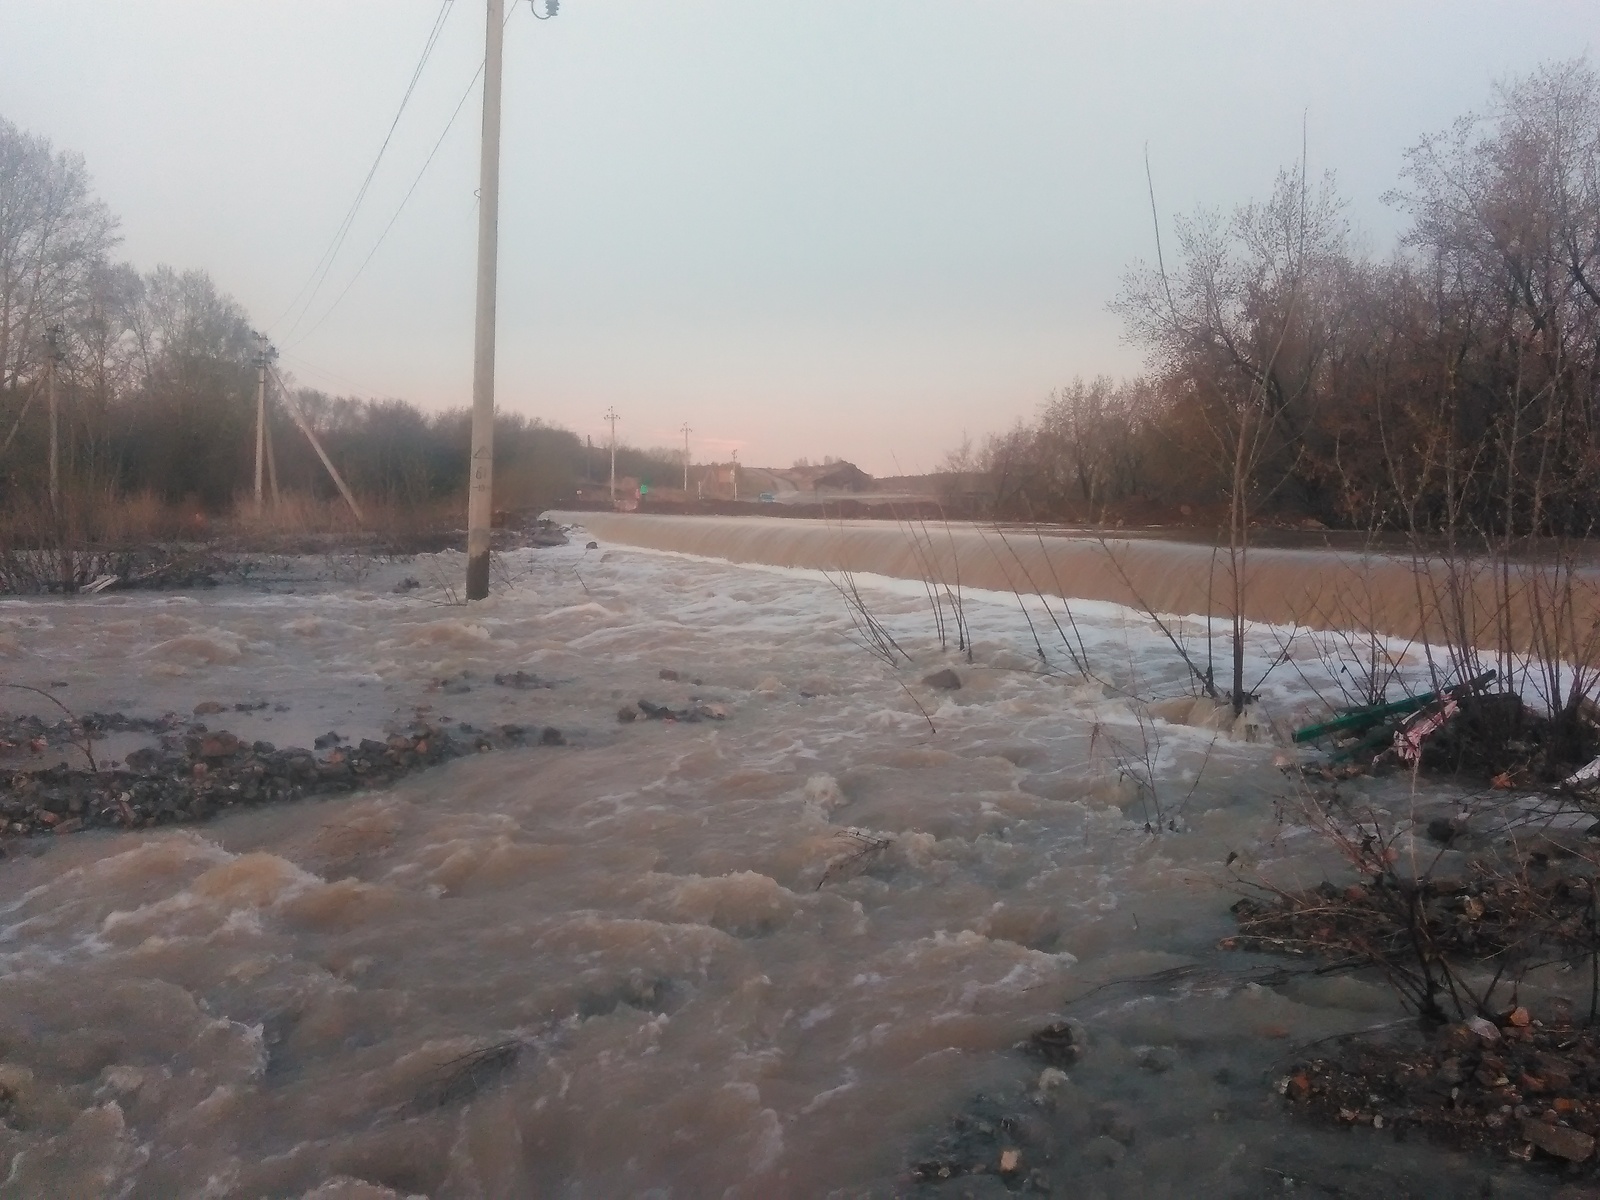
top-left (0, 710), bottom-right (176, 757)
top-left (197, 732), bottom-right (241, 760)
top-left (1283, 1014), bottom-right (1600, 1171)
top-left (630, 699), bottom-right (728, 723)
top-left (1523, 1117), bottom-right (1595, 1163)
top-left (910, 1093), bottom-right (1050, 1193)
top-left (0, 719), bottom-right (566, 842)
top-left (1022, 1022), bottom-right (1080, 1067)
top-left (493, 670), bottom-right (548, 690)
top-left (922, 668), bottom-right (963, 690)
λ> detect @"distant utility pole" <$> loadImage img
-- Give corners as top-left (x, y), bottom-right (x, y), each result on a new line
top-left (681, 422), bottom-right (691, 493)
top-left (604, 406), bottom-right (619, 500)
top-left (252, 333), bottom-right (278, 514)
top-left (44, 325), bottom-right (62, 512)
top-left (731, 449), bottom-right (738, 502)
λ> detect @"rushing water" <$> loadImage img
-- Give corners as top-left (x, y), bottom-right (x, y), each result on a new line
top-left (569, 511), bottom-right (1600, 664)
top-left (0, 524), bottom-right (1568, 1197)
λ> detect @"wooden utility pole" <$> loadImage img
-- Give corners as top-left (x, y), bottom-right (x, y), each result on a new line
top-left (253, 333), bottom-right (277, 514)
top-left (45, 326), bottom-right (62, 511)
top-left (681, 422), bottom-right (691, 493)
top-left (465, 0), bottom-right (507, 602)
top-left (264, 416), bottom-right (282, 508)
top-left (605, 406), bottom-right (619, 501)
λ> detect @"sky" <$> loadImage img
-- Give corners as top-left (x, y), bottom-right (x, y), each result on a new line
top-left (1, 2), bottom-right (1594, 474)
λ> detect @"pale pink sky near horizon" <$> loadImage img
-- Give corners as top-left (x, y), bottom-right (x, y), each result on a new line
top-left (2, 2), bottom-right (1594, 474)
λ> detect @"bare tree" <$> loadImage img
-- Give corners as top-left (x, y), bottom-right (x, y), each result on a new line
top-left (0, 118), bottom-right (118, 392)
top-left (1115, 158), bottom-right (1352, 712)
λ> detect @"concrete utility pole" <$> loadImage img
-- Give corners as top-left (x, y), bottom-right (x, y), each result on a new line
top-left (681, 422), bottom-right (691, 493)
top-left (252, 333), bottom-right (277, 514)
top-left (44, 325), bottom-right (62, 512)
top-left (465, 0), bottom-right (508, 602)
top-left (604, 406), bottom-right (619, 501)
top-left (461, 0), bottom-right (560, 594)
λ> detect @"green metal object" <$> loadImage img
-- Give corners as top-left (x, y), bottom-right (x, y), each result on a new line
top-left (1329, 720), bottom-right (1407, 764)
top-left (1293, 670), bottom-right (1497, 745)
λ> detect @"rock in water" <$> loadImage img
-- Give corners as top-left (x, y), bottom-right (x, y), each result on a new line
top-left (1522, 1116), bottom-right (1595, 1162)
top-left (198, 732), bottom-right (241, 759)
top-left (1025, 1022), bottom-right (1079, 1065)
top-left (922, 668), bottom-right (962, 690)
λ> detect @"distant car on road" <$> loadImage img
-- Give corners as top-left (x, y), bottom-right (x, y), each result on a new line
top-left (758, 492), bottom-right (776, 503)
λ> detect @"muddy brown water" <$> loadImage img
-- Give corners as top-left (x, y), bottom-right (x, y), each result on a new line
top-left (570, 512), bottom-right (1600, 666)
top-left (0, 532), bottom-right (1572, 1197)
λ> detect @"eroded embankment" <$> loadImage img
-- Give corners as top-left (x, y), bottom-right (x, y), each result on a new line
top-left (560, 511), bottom-right (1600, 660)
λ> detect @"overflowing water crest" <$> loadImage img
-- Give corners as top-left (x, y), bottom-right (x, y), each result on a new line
top-left (0, 518), bottom-right (1568, 1198)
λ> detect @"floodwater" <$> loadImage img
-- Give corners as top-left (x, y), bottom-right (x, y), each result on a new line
top-left (0, 523), bottom-right (1570, 1197)
top-left (570, 511), bottom-right (1600, 664)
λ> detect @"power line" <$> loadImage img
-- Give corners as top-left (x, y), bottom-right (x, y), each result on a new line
top-left (286, 55), bottom-right (487, 349)
top-left (279, 351), bottom-right (386, 400)
top-left (274, 0), bottom-right (455, 339)
top-left (287, 2), bottom-right (524, 350)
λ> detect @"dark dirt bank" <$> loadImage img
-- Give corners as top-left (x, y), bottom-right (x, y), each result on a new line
top-left (1229, 828), bottom-right (1600, 1180)
top-left (1284, 1015), bottom-right (1600, 1178)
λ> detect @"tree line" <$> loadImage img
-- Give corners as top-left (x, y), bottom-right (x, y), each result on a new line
top-left (0, 115), bottom-right (682, 523)
top-left (969, 59), bottom-right (1600, 541)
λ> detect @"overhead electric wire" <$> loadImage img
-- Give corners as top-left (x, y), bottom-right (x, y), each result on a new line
top-left (279, 351), bottom-right (386, 400)
top-left (286, 54), bottom-right (488, 349)
top-left (287, 0), bottom-right (521, 351)
top-left (273, 0), bottom-right (455, 339)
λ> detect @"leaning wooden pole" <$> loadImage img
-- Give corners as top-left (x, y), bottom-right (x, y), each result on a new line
top-left (271, 368), bottom-right (364, 524)
top-left (264, 416), bottom-right (282, 509)
top-left (1, 376), bottom-right (42, 456)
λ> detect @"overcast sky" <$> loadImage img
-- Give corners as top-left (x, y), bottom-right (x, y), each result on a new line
top-left (2, 2), bottom-right (1593, 473)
